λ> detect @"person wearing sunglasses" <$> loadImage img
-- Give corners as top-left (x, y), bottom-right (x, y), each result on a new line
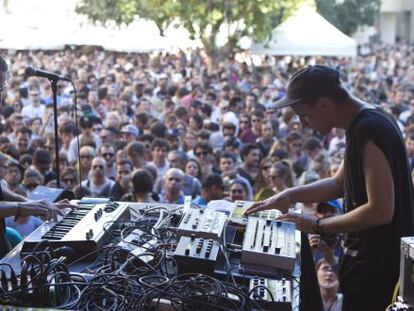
top-left (80, 157), bottom-right (114, 197)
top-left (60, 167), bottom-right (78, 192)
top-left (193, 142), bottom-right (215, 180)
top-left (98, 144), bottom-right (116, 180)
top-left (160, 168), bottom-right (185, 204)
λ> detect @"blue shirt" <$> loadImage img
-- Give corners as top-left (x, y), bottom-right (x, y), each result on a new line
top-left (192, 196), bottom-right (207, 207)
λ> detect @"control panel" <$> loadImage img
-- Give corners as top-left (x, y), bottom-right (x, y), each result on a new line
top-left (117, 228), bottom-right (158, 262)
top-left (174, 236), bottom-right (220, 275)
top-left (241, 217), bottom-right (296, 272)
top-left (231, 201), bottom-right (282, 225)
top-left (249, 276), bottom-right (292, 310)
top-left (177, 208), bottom-right (227, 239)
top-left (21, 201), bottom-right (130, 261)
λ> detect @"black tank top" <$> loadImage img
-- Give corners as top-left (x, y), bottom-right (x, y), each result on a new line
top-left (343, 107), bottom-right (414, 257)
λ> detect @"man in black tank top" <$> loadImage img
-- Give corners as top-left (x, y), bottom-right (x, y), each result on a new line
top-left (246, 65), bottom-right (414, 310)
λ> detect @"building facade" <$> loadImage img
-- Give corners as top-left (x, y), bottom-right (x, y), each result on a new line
top-left (380, 0), bottom-right (414, 44)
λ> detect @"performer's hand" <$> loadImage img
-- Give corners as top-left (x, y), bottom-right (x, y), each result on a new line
top-left (308, 233), bottom-right (321, 250)
top-left (20, 199), bottom-right (77, 221)
top-left (55, 199), bottom-right (77, 211)
top-left (276, 212), bottom-right (318, 233)
top-left (20, 200), bottom-right (63, 221)
top-left (244, 191), bottom-right (291, 215)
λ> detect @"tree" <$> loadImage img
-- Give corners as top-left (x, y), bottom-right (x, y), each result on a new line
top-left (76, 0), bottom-right (304, 69)
top-left (316, 0), bottom-right (380, 35)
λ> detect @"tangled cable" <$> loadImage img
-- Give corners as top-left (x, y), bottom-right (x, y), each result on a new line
top-left (0, 208), bottom-right (292, 310)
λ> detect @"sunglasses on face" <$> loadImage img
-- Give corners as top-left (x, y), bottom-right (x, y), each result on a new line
top-left (62, 177), bottom-right (76, 183)
top-left (195, 151), bottom-right (209, 157)
top-left (93, 165), bottom-right (104, 170)
top-left (168, 177), bottom-right (182, 182)
top-left (25, 183), bottom-right (39, 190)
top-left (231, 189), bottom-right (244, 194)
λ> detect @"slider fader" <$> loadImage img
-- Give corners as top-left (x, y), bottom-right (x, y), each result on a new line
top-left (249, 276), bottom-right (292, 310)
top-left (176, 208), bottom-right (228, 239)
top-left (241, 217), bottom-right (296, 272)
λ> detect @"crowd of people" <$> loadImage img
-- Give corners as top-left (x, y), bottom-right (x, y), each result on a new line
top-left (1, 42), bottom-right (414, 309)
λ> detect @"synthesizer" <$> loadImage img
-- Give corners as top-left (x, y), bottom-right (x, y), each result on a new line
top-left (241, 217), bottom-right (296, 272)
top-left (174, 235), bottom-right (220, 275)
top-left (249, 276), bottom-right (292, 310)
top-left (176, 208), bottom-right (228, 239)
top-left (231, 200), bottom-right (282, 225)
top-left (21, 200), bottom-right (130, 261)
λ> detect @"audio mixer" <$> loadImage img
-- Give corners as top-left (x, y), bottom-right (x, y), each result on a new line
top-left (176, 208), bottom-right (228, 239)
top-left (174, 235), bottom-right (220, 275)
top-left (249, 276), bottom-right (292, 310)
top-left (241, 217), bottom-right (296, 272)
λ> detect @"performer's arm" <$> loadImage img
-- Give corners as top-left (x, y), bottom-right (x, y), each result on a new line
top-left (2, 187), bottom-right (27, 202)
top-left (277, 141), bottom-right (395, 233)
top-left (317, 141), bottom-right (394, 233)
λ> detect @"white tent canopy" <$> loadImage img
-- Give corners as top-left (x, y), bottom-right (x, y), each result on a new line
top-left (251, 5), bottom-right (357, 57)
top-left (0, 0), bottom-right (199, 52)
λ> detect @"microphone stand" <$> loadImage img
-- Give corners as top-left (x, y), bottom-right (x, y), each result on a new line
top-left (50, 79), bottom-right (61, 188)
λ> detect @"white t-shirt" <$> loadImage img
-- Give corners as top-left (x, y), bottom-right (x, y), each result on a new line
top-left (21, 104), bottom-right (46, 121)
top-left (81, 178), bottom-right (114, 197)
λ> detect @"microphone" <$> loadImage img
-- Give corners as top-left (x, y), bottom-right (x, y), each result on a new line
top-left (25, 66), bottom-right (71, 82)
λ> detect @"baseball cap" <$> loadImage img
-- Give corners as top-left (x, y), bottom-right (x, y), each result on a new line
top-left (298, 170), bottom-right (320, 185)
top-left (273, 65), bottom-right (341, 109)
top-left (120, 124), bottom-right (139, 137)
top-left (166, 128), bottom-right (179, 139)
top-left (317, 199), bottom-right (341, 213)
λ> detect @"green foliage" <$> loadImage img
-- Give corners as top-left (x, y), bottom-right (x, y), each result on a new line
top-left (316, 0), bottom-right (380, 35)
top-left (76, 0), bottom-right (304, 56)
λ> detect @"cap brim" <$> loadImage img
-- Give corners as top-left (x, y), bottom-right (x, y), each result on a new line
top-left (272, 96), bottom-right (303, 109)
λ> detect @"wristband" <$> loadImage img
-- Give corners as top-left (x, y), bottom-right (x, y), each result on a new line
top-left (315, 217), bottom-right (323, 234)
top-left (14, 203), bottom-right (22, 221)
